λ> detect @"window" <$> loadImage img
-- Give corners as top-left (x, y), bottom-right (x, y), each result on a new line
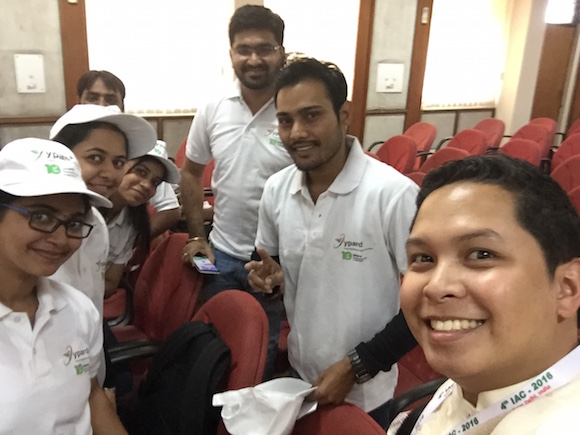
top-left (421, 0), bottom-right (509, 110)
top-left (85, 1), bottom-right (359, 114)
top-left (545, 0), bottom-right (578, 24)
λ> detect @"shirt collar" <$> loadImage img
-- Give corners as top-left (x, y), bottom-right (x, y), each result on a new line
top-left (0, 277), bottom-right (68, 321)
top-left (108, 207), bottom-right (128, 229)
top-left (289, 135), bottom-right (367, 196)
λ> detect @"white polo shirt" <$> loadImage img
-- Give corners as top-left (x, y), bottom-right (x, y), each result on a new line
top-left (0, 277), bottom-right (101, 434)
top-left (256, 137), bottom-right (419, 412)
top-left (51, 206), bottom-right (108, 384)
top-left (186, 83), bottom-right (293, 260)
top-left (149, 182), bottom-right (179, 212)
top-left (106, 207), bottom-right (137, 266)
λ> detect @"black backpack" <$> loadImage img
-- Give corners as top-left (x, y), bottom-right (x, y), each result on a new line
top-left (138, 321), bottom-right (231, 435)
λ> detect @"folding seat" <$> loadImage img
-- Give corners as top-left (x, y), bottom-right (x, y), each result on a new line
top-left (442, 129), bottom-right (487, 155)
top-left (374, 135), bottom-right (418, 173)
top-left (499, 139), bottom-right (542, 166)
top-left (551, 154), bottom-right (580, 193)
top-left (192, 290), bottom-right (269, 435)
top-left (551, 133), bottom-right (580, 172)
top-left (292, 403), bottom-right (386, 434)
top-left (473, 118), bottom-right (505, 149)
top-left (111, 232), bottom-right (204, 343)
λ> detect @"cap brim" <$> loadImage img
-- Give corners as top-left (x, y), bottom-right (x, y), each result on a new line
top-left (2, 182), bottom-right (112, 208)
top-left (148, 156), bottom-right (181, 184)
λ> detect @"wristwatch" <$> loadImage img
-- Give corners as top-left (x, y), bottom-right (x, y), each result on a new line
top-left (347, 349), bottom-right (372, 384)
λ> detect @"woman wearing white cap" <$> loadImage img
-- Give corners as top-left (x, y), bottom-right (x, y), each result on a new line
top-left (49, 104), bottom-right (156, 390)
top-left (0, 138), bottom-right (127, 434)
top-left (102, 140), bottom-right (181, 296)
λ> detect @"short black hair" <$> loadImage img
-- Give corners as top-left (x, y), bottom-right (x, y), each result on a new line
top-left (416, 153), bottom-right (580, 276)
top-left (228, 5), bottom-right (284, 46)
top-left (52, 121), bottom-right (128, 154)
top-left (76, 70), bottom-right (126, 101)
top-left (275, 57), bottom-right (347, 117)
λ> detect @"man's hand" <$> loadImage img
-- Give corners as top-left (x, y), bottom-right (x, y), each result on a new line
top-left (307, 357), bottom-right (356, 405)
top-left (182, 237), bottom-right (214, 264)
top-left (245, 248), bottom-right (284, 294)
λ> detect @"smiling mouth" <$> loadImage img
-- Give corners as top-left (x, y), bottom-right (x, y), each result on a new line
top-left (429, 319), bottom-right (484, 331)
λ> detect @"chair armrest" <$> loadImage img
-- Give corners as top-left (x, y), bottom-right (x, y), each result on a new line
top-left (386, 377), bottom-right (447, 427)
top-left (368, 141), bottom-right (384, 153)
top-left (108, 339), bottom-right (161, 364)
top-left (434, 136), bottom-right (452, 151)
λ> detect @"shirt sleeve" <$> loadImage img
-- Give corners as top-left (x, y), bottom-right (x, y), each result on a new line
top-left (254, 178), bottom-right (279, 256)
top-left (149, 182), bottom-right (179, 211)
top-left (185, 104), bottom-right (213, 165)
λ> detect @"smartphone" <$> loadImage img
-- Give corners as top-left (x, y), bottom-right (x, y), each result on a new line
top-left (192, 256), bottom-right (220, 274)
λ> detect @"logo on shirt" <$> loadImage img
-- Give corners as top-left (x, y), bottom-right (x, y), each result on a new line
top-left (63, 344), bottom-right (90, 375)
top-left (266, 129), bottom-right (284, 147)
top-left (334, 233), bottom-right (373, 263)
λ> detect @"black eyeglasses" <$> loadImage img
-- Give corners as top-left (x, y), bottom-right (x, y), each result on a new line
top-left (0, 203), bottom-right (93, 239)
top-left (232, 44), bottom-right (281, 58)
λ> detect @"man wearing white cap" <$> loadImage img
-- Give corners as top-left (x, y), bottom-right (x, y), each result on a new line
top-left (0, 138), bottom-right (127, 434)
top-left (49, 104), bottom-right (156, 386)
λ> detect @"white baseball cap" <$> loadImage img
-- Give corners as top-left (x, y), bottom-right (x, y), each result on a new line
top-left (49, 104), bottom-right (157, 159)
top-left (144, 140), bottom-right (181, 184)
top-left (0, 138), bottom-right (112, 208)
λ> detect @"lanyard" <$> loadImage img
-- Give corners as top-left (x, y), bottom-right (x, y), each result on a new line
top-left (411, 345), bottom-right (580, 435)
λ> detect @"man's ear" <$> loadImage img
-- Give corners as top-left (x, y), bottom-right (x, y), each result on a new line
top-left (339, 101), bottom-right (352, 132)
top-left (555, 258), bottom-right (580, 320)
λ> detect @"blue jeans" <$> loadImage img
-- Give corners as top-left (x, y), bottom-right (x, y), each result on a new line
top-left (202, 246), bottom-right (285, 381)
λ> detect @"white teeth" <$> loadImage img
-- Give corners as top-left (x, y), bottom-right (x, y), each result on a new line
top-left (430, 319), bottom-right (483, 331)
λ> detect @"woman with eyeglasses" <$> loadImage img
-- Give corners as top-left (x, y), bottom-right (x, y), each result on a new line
top-left (0, 138), bottom-right (127, 434)
top-left (101, 140), bottom-right (181, 297)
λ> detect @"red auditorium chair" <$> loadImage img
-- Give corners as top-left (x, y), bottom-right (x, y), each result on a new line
top-left (404, 122), bottom-right (437, 170)
top-left (551, 133), bottom-right (580, 172)
top-left (529, 117), bottom-right (557, 150)
top-left (111, 233), bottom-right (204, 343)
top-left (442, 128), bottom-right (487, 155)
top-left (374, 135), bottom-right (418, 173)
top-left (417, 147), bottom-right (469, 174)
top-left (551, 154), bottom-right (580, 193)
top-left (406, 171), bottom-right (425, 186)
top-left (568, 185), bottom-right (580, 216)
top-left (499, 138), bottom-right (542, 166)
top-left (193, 290), bottom-right (269, 435)
top-left (473, 118), bottom-right (505, 149)
top-left (509, 123), bottom-right (551, 158)
top-left (292, 404), bottom-right (386, 434)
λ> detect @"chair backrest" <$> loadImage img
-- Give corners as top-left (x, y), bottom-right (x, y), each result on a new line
top-left (403, 122), bottom-right (437, 152)
top-left (568, 185), bottom-right (580, 216)
top-left (375, 135), bottom-right (418, 173)
top-left (551, 154), bottom-right (580, 193)
top-left (551, 133), bottom-right (580, 171)
top-left (174, 138), bottom-right (187, 168)
top-left (529, 117), bottom-right (557, 150)
top-left (406, 171), bottom-right (425, 186)
top-left (394, 346), bottom-right (442, 397)
top-left (193, 290), bottom-right (268, 390)
top-left (511, 123), bottom-right (551, 157)
top-left (445, 129), bottom-right (487, 155)
top-left (499, 138), bottom-right (542, 166)
top-left (418, 147), bottom-right (469, 174)
top-left (292, 404), bottom-right (386, 435)
top-left (473, 118), bottom-right (505, 149)
top-left (133, 233), bottom-right (203, 341)
top-left (568, 118), bottom-right (580, 137)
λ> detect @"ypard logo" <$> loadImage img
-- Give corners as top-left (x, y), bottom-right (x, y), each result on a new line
top-left (334, 233), bottom-right (373, 263)
top-left (63, 345), bottom-right (90, 375)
